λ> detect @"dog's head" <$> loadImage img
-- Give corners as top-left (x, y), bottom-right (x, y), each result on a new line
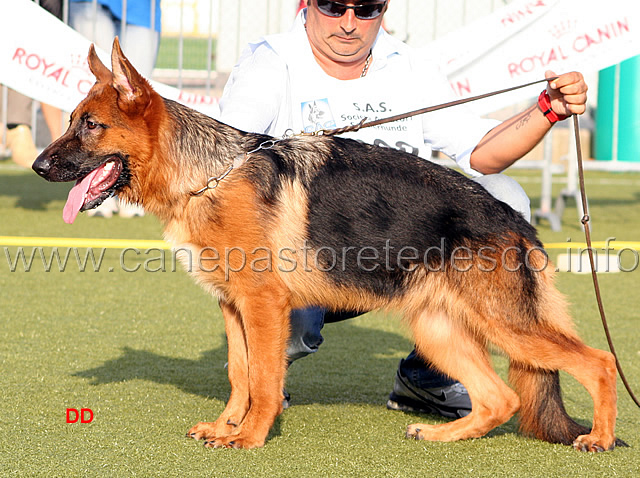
top-left (33, 38), bottom-right (156, 223)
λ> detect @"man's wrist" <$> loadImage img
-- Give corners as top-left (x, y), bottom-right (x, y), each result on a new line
top-left (538, 90), bottom-right (570, 124)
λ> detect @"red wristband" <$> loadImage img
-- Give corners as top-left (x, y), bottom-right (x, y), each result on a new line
top-left (538, 90), bottom-right (569, 123)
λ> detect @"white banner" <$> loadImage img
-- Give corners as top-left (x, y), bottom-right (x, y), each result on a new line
top-left (0, 0), bottom-right (219, 117)
top-left (1, 0), bottom-right (639, 119)
top-left (425, 0), bottom-right (640, 114)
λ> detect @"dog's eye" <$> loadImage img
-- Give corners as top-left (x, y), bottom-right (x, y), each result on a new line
top-left (86, 120), bottom-right (98, 130)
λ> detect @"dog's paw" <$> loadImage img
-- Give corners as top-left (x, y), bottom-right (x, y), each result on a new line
top-left (187, 421), bottom-right (216, 441)
top-left (203, 433), bottom-right (265, 449)
top-left (187, 418), bottom-right (239, 442)
top-left (572, 434), bottom-right (615, 452)
top-left (406, 423), bottom-right (435, 441)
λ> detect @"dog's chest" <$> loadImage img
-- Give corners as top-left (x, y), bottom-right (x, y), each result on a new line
top-left (163, 227), bottom-right (228, 301)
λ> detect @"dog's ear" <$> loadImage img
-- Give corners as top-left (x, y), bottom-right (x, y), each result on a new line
top-left (87, 44), bottom-right (112, 84)
top-left (110, 37), bottom-right (152, 113)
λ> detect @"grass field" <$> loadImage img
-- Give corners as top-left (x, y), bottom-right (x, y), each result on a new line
top-left (1, 163), bottom-right (639, 476)
top-left (156, 36), bottom-right (215, 71)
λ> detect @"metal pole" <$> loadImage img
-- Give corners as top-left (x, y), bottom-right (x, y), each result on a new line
top-left (150, 0), bottom-right (156, 32)
top-left (532, 134), bottom-right (562, 231)
top-left (612, 63), bottom-right (620, 162)
top-left (236, 0), bottom-right (242, 67)
top-left (266, 0), bottom-right (270, 33)
top-left (206, 0), bottom-right (214, 95)
top-left (121, 0), bottom-right (128, 41)
top-left (540, 134), bottom-right (553, 213)
top-left (91, 0), bottom-right (98, 42)
top-left (1, 85), bottom-right (8, 158)
top-left (178, 0), bottom-right (185, 90)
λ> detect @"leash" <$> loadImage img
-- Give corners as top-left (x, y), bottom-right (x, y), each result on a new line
top-left (572, 116), bottom-right (640, 408)
top-left (311, 76), bottom-right (556, 136)
top-left (190, 139), bottom-right (282, 197)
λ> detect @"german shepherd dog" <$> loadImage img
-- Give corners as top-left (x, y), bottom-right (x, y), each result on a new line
top-left (33, 39), bottom-right (624, 451)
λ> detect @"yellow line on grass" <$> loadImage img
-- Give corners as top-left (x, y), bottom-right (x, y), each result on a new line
top-left (544, 241), bottom-right (640, 251)
top-left (1, 236), bottom-right (640, 251)
top-left (0, 236), bottom-right (171, 250)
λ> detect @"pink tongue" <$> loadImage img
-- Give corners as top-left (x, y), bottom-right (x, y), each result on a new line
top-left (63, 169), bottom-right (102, 224)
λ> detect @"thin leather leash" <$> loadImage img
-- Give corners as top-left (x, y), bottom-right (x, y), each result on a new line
top-left (309, 76), bottom-right (556, 136)
top-left (571, 116), bottom-right (640, 408)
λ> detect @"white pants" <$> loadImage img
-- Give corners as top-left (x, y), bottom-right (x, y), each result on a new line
top-left (474, 173), bottom-right (531, 222)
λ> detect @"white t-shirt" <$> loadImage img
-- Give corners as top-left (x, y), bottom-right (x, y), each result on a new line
top-left (220, 10), bottom-right (499, 176)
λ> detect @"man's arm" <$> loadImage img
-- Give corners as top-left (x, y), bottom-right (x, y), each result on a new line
top-left (469, 71), bottom-right (588, 175)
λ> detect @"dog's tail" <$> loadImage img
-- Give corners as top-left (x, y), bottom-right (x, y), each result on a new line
top-left (508, 364), bottom-right (590, 445)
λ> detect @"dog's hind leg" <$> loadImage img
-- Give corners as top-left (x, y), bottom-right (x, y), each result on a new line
top-left (499, 329), bottom-right (620, 451)
top-left (188, 300), bottom-right (250, 442)
top-left (405, 311), bottom-right (521, 442)
top-left (484, 270), bottom-right (621, 451)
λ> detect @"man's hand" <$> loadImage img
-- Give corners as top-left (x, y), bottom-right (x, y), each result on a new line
top-left (546, 70), bottom-right (588, 117)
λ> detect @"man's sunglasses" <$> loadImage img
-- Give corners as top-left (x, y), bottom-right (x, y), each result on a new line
top-left (315, 0), bottom-right (387, 20)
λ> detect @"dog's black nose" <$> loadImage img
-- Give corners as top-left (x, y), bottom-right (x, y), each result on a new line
top-left (32, 156), bottom-right (52, 177)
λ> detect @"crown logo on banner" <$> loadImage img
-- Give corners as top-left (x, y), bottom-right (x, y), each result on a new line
top-left (69, 51), bottom-right (91, 72)
top-left (548, 20), bottom-right (577, 40)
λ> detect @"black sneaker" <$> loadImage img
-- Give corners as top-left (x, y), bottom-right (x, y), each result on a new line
top-left (282, 389), bottom-right (291, 409)
top-left (386, 368), bottom-right (471, 419)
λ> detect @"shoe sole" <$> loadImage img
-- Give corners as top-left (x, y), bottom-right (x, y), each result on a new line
top-left (387, 398), bottom-right (441, 416)
top-left (387, 393), bottom-right (467, 419)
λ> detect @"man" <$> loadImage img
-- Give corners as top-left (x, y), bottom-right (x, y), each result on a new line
top-left (218, 0), bottom-right (588, 418)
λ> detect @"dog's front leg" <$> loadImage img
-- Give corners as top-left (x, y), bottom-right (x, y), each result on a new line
top-left (205, 287), bottom-right (291, 449)
top-left (188, 299), bottom-right (250, 442)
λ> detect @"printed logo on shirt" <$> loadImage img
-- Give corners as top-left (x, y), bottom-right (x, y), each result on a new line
top-left (301, 98), bottom-right (336, 133)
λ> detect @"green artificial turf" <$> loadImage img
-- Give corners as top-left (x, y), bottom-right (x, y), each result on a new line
top-left (1, 164), bottom-right (639, 476)
top-left (156, 36), bottom-right (216, 71)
